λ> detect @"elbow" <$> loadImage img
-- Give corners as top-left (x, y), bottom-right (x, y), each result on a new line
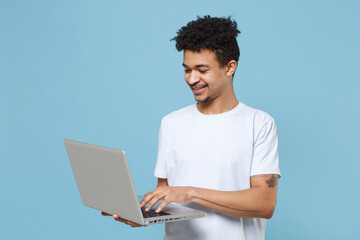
top-left (263, 209), bottom-right (274, 219)
top-left (261, 202), bottom-right (276, 219)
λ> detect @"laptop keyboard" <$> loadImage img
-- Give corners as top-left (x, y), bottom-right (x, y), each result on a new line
top-left (141, 207), bottom-right (170, 218)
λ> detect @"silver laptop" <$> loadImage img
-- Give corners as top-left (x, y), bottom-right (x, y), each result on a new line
top-left (64, 139), bottom-right (205, 225)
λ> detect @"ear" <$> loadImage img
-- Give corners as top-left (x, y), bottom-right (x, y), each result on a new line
top-left (225, 60), bottom-right (237, 77)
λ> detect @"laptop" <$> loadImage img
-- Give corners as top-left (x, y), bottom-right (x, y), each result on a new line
top-left (64, 139), bottom-right (205, 225)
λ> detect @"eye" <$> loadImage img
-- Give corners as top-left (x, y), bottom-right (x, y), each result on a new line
top-left (184, 69), bottom-right (191, 73)
top-left (199, 69), bottom-right (208, 73)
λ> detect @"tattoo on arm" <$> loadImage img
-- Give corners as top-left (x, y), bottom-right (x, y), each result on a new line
top-left (192, 175), bottom-right (279, 213)
top-left (192, 197), bottom-right (260, 213)
top-left (266, 175), bottom-right (278, 188)
top-left (251, 174), bottom-right (279, 188)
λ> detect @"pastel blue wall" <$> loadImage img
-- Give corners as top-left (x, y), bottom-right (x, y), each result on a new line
top-left (1, 0), bottom-right (359, 239)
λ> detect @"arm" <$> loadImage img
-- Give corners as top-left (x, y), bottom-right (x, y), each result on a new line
top-left (140, 174), bottom-right (279, 219)
top-left (157, 178), bottom-right (169, 187)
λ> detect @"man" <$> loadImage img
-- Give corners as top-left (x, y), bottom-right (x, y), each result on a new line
top-left (104, 15), bottom-right (281, 239)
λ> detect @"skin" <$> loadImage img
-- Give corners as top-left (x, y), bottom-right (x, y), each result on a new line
top-left (182, 49), bottom-right (238, 114)
top-left (142, 175), bottom-right (279, 218)
top-left (102, 48), bottom-right (280, 226)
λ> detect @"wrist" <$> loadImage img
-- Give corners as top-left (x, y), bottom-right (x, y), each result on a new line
top-left (188, 186), bottom-right (198, 202)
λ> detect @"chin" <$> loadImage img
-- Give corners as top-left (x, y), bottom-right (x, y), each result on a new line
top-left (195, 96), bottom-right (210, 103)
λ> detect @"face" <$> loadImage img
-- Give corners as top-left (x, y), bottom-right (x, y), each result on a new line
top-left (183, 49), bottom-right (233, 103)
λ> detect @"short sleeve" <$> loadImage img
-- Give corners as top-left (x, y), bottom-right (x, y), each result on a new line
top-left (251, 118), bottom-right (281, 177)
top-left (154, 119), bottom-right (168, 178)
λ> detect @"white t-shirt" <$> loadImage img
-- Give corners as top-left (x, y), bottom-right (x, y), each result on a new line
top-left (154, 102), bottom-right (281, 240)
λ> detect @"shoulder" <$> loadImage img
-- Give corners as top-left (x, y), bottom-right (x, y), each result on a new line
top-left (236, 102), bottom-right (276, 134)
top-left (158, 105), bottom-right (196, 135)
top-left (161, 104), bottom-right (196, 125)
top-left (240, 103), bottom-right (274, 123)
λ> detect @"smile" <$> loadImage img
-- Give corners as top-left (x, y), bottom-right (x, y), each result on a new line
top-left (191, 84), bottom-right (208, 95)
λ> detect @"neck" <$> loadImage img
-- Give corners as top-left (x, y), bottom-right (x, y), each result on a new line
top-left (197, 90), bottom-right (238, 115)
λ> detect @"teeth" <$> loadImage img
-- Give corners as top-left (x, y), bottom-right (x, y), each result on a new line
top-left (192, 85), bottom-right (207, 90)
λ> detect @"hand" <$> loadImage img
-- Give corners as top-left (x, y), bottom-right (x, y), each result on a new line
top-left (139, 186), bottom-right (194, 213)
top-left (101, 212), bottom-right (145, 228)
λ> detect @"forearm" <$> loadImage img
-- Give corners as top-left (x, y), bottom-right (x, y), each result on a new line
top-left (143, 176), bottom-right (278, 219)
top-left (189, 186), bottom-right (277, 219)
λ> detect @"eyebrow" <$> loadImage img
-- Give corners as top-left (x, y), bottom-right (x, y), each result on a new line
top-left (182, 63), bottom-right (210, 68)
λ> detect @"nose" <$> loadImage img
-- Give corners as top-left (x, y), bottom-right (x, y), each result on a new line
top-left (186, 71), bottom-right (200, 85)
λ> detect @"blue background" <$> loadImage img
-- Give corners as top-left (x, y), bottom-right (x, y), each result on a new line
top-left (1, 0), bottom-right (359, 239)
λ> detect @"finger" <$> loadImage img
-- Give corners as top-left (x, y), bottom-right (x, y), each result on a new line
top-left (115, 217), bottom-right (132, 225)
top-left (142, 186), bottom-right (167, 206)
top-left (113, 214), bottom-right (123, 221)
top-left (127, 220), bottom-right (138, 226)
top-left (139, 193), bottom-right (149, 207)
top-left (113, 214), bottom-right (129, 223)
top-left (123, 219), bottom-right (142, 227)
top-left (113, 215), bottom-right (135, 224)
top-left (146, 191), bottom-right (168, 211)
top-left (140, 189), bottom-right (159, 208)
top-left (130, 223), bottom-right (145, 228)
top-left (155, 200), bottom-right (170, 213)
top-left (127, 220), bottom-right (145, 228)
top-left (118, 219), bottom-right (129, 224)
top-left (112, 215), bottom-right (145, 227)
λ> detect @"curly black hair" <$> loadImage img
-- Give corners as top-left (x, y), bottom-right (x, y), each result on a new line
top-left (171, 15), bottom-right (240, 67)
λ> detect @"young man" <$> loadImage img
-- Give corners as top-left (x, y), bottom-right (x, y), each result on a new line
top-left (104, 16), bottom-right (281, 239)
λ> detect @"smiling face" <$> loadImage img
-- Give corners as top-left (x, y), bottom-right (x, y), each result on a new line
top-left (183, 49), bottom-right (236, 104)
